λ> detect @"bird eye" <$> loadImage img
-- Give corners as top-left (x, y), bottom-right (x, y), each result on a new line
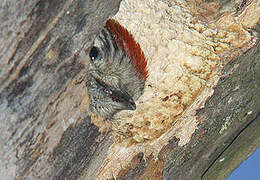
top-left (89, 46), bottom-right (101, 61)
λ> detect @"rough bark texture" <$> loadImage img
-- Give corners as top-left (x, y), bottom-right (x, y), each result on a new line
top-left (0, 0), bottom-right (259, 180)
top-left (0, 0), bottom-right (120, 179)
top-left (163, 29), bottom-right (260, 180)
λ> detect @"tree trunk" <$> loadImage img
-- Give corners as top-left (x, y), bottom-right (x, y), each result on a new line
top-left (0, 0), bottom-right (259, 180)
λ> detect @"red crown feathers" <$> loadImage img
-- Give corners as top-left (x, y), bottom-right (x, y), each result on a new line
top-left (105, 19), bottom-right (148, 80)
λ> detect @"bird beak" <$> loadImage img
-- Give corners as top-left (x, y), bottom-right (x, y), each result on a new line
top-left (124, 97), bottom-right (136, 110)
top-left (110, 88), bottom-right (136, 111)
top-left (95, 78), bottom-right (137, 111)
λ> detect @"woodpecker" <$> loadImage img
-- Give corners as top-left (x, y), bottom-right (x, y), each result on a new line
top-left (86, 19), bottom-right (148, 119)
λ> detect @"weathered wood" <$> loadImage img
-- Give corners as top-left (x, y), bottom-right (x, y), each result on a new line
top-left (163, 31), bottom-right (260, 180)
top-left (0, 0), bottom-right (120, 179)
top-left (0, 0), bottom-right (259, 180)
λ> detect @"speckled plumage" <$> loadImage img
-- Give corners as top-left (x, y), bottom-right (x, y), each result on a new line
top-left (86, 19), bottom-right (147, 119)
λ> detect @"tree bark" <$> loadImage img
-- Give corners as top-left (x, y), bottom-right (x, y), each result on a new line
top-left (0, 0), bottom-right (120, 179)
top-left (0, 0), bottom-right (259, 180)
top-left (163, 32), bottom-right (260, 180)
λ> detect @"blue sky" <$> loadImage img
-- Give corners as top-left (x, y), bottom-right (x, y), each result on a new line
top-left (226, 147), bottom-right (260, 180)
